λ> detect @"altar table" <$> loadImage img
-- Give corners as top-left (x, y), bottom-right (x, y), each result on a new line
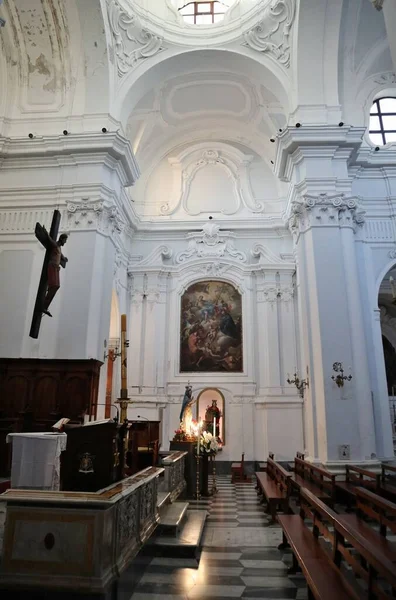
top-left (6, 432), bottom-right (67, 490)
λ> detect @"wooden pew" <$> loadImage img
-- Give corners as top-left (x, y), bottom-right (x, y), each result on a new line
top-left (278, 489), bottom-right (360, 599)
top-left (278, 487), bottom-right (396, 599)
top-left (291, 457), bottom-right (336, 506)
top-left (338, 487), bottom-right (396, 563)
top-left (381, 463), bottom-right (396, 502)
top-left (336, 465), bottom-right (380, 509)
top-left (255, 457), bottom-right (292, 522)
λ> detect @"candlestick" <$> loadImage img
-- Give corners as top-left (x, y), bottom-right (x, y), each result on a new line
top-left (195, 454), bottom-right (201, 500)
top-left (121, 313), bottom-right (127, 391)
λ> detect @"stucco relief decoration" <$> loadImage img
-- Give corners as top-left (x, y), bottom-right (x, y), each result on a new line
top-left (243, 0), bottom-right (296, 68)
top-left (107, 0), bottom-right (164, 77)
top-left (288, 194), bottom-right (365, 236)
top-left (371, 0), bottom-right (384, 10)
top-left (374, 73), bottom-right (396, 85)
top-left (176, 223), bottom-right (247, 263)
top-left (161, 147), bottom-right (262, 216)
top-left (180, 280), bottom-right (243, 373)
top-left (67, 201), bottom-right (103, 228)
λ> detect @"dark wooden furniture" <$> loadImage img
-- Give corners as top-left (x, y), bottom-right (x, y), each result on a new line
top-left (291, 457), bottom-right (335, 506)
top-left (338, 487), bottom-right (396, 564)
top-left (335, 465), bottom-right (380, 509)
top-left (278, 487), bottom-right (396, 599)
top-left (231, 452), bottom-right (246, 482)
top-left (61, 420), bottom-right (127, 492)
top-left (127, 420), bottom-right (160, 474)
top-left (255, 457), bottom-right (292, 522)
top-left (0, 358), bottom-right (101, 476)
top-left (381, 463), bottom-right (396, 502)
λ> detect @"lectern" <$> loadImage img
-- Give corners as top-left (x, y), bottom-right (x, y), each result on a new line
top-left (61, 420), bottom-right (127, 491)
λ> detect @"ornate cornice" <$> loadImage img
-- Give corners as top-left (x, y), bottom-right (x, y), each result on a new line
top-left (257, 283), bottom-right (294, 303)
top-left (288, 194), bottom-right (365, 239)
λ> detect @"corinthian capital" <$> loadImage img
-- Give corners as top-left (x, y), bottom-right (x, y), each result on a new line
top-left (288, 193), bottom-right (365, 239)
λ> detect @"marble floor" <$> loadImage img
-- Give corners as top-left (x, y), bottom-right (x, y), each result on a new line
top-left (118, 476), bottom-right (307, 600)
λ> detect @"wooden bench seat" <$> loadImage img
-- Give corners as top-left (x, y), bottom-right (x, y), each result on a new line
top-left (335, 465), bottom-right (380, 509)
top-left (338, 513), bottom-right (396, 563)
top-left (277, 514), bottom-right (359, 600)
top-left (291, 473), bottom-right (332, 503)
top-left (337, 486), bottom-right (396, 564)
top-left (279, 486), bottom-right (396, 599)
top-left (290, 457), bottom-right (335, 506)
top-left (380, 464), bottom-right (396, 502)
top-left (255, 457), bottom-right (292, 522)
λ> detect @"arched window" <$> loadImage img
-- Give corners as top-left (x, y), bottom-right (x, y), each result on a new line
top-left (179, 1), bottom-right (228, 24)
top-left (369, 97), bottom-right (396, 146)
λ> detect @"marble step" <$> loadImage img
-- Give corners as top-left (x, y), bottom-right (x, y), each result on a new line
top-left (151, 510), bottom-right (207, 557)
top-left (157, 491), bottom-right (171, 512)
top-left (157, 501), bottom-right (189, 535)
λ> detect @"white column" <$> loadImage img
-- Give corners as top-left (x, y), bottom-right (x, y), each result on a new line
top-left (128, 273), bottom-right (144, 393)
top-left (289, 194), bottom-right (376, 463)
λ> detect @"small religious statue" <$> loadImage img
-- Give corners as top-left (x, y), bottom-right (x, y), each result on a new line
top-left (179, 384), bottom-right (196, 435)
top-left (205, 399), bottom-right (222, 441)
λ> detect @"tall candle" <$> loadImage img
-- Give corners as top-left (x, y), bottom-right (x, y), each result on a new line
top-left (121, 313), bottom-right (127, 390)
top-left (213, 416), bottom-right (216, 439)
top-left (197, 426), bottom-right (200, 454)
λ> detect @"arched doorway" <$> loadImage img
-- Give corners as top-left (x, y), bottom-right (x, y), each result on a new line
top-left (196, 388), bottom-right (225, 444)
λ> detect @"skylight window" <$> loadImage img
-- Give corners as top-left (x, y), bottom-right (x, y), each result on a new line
top-left (369, 97), bottom-right (396, 146)
top-left (179, 1), bottom-right (228, 24)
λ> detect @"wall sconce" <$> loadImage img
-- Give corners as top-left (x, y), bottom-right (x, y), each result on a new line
top-left (103, 339), bottom-right (125, 362)
top-left (389, 276), bottom-right (396, 305)
top-left (287, 368), bottom-right (309, 398)
top-left (331, 362), bottom-right (352, 388)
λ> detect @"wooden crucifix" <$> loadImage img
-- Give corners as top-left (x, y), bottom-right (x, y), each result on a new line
top-left (29, 209), bottom-right (69, 339)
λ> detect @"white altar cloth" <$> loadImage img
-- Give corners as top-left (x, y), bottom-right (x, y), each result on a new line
top-left (6, 433), bottom-right (67, 490)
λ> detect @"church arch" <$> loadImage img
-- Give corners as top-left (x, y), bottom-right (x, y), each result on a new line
top-left (114, 47), bottom-right (291, 128)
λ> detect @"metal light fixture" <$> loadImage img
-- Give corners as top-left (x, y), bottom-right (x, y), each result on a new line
top-left (103, 339), bottom-right (123, 362)
top-left (287, 367), bottom-right (309, 398)
top-left (331, 362), bottom-right (352, 388)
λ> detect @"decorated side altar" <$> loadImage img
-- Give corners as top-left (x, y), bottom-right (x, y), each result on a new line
top-left (0, 466), bottom-right (164, 595)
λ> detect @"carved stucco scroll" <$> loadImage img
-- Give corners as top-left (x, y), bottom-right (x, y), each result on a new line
top-left (107, 0), bottom-right (165, 78)
top-left (243, 0), bottom-right (296, 68)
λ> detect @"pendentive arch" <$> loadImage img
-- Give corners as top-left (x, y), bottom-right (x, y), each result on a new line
top-left (113, 47), bottom-right (291, 128)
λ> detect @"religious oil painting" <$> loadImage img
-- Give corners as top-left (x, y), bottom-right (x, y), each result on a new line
top-left (180, 281), bottom-right (243, 372)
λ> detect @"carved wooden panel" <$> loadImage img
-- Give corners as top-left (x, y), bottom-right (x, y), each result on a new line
top-left (0, 358), bottom-right (102, 476)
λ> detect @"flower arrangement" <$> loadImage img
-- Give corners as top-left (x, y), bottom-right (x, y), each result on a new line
top-left (173, 428), bottom-right (188, 442)
top-left (199, 431), bottom-right (219, 454)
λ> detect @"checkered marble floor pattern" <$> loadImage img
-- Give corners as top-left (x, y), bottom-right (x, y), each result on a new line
top-left (119, 476), bottom-right (307, 600)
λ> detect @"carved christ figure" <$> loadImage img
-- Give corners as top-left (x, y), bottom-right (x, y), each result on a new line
top-left (36, 225), bottom-right (68, 317)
